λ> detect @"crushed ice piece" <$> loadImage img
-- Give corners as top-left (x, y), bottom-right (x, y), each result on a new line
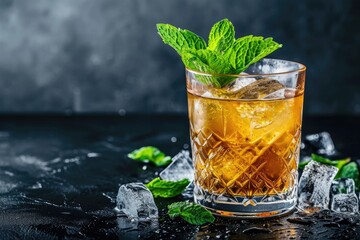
top-left (116, 182), bottom-right (158, 220)
top-left (331, 194), bottom-right (359, 213)
top-left (305, 132), bottom-right (336, 156)
top-left (159, 150), bottom-right (194, 182)
top-left (331, 178), bottom-right (355, 195)
top-left (298, 160), bottom-right (338, 211)
top-left (330, 178), bottom-right (358, 213)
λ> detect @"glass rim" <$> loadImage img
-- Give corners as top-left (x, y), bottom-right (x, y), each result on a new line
top-left (185, 58), bottom-right (306, 77)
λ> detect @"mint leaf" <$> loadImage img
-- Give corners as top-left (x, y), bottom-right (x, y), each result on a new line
top-left (145, 177), bottom-right (190, 198)
top-left (157, 19), bottom-right (283, 88)
top-left (208, 19), bottom-right (235, 53)
top-left (337, 162), bottom-right (360, 191)
top-left (168, 202), bottom-right (215, 225)
top-left (157, 24), bottom-right (206, 55)
top-left (127, 146), bottom-right (172, 167)
top-left (182, 49), bottom-right (236, 87)
top-left (229, 35), bottom-right (282, 73)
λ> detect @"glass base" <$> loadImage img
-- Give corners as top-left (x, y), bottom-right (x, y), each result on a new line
top-left (194, 188), bottom-right (297, 219)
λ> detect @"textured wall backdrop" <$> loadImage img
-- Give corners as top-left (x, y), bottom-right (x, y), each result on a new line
top-left (0, 0), bottom-right (359, 114)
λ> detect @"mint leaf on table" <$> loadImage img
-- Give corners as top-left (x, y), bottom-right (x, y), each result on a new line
top-left (127, 146), bottom-right (172, 167)
top-left (157, 19), bottom-right (282, 88)
top-left (145, 177), bottom-right (190, 198)
top-left (337, 162), bottom-right (360, 191)
top-left (168, 202), bottom-right (215, 225)
top-left (156, 24), bottom-right (206, 55)
top-left (208, 18), bottom-right (235, 53)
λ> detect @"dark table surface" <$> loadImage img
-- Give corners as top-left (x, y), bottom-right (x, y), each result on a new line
top-left (0, 114), bottom-right (359, 240)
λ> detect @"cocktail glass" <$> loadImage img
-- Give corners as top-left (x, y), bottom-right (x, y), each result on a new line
top-left (187, 58), bottom-right (306, 218)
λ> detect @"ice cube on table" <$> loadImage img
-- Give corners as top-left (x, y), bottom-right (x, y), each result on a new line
top-left (305, 132), bottom-right (336, 156)
top-left (331, 193), bottom-right (359, 213)
top-left (331, 178), bottom-right (355, 195)
top-left (116, 183), bottom-right (158, 220)
top-left (159, 150), bottom-right (194, 182)
top-left (330, 178), bottom-right (358, 213)
top-left (298, 160), bottom-right (338, 211)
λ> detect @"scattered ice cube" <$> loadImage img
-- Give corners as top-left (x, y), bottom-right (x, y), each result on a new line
top-left (305, 132), bottom-right (336, 156)
top-left (116, 182), bottom-right (158, 220)
top-left (298, 161), bottom-right (338, 211)
top-left (330, 178), bottom-right (358, 213)
top-left (331, 178), bottom-right (355, 195)
top-left (159, 150), bottom-right (194, 182)
top-left (331, 193), bottom-right (359, 213)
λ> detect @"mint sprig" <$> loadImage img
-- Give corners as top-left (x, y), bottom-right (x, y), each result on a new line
top-left (145, 177), bottom-right (190, 198)
top-left (127, 146), bottom-right (172, 167)
top-left (156, 24), bottom-right (206, 55)
top-left (157, 18), bottom-right (282, 88)
top-left (168, 202), bottom-right (215, 225)
top-left (208, 19), bottom-right (235, 53)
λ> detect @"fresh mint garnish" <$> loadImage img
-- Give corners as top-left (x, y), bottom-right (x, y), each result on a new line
top-left (157, 18), bottom-right (282, 88)
top-left (181, 49), bottom-right (235, 88)
top-left (156, 24), bottom-right (206, 55)
top-left (337, 162), bottom-right (360, 191)
top-left (127, 146), bottom-right (171, 167)
top-left (145, 177), bottom-right (190, 198)
top-left (229, 35), bottom-right (282, 73)
top-left (208, 19), bottom-right (235, 53)
top-left (168, 202), bottom-right (215, 225)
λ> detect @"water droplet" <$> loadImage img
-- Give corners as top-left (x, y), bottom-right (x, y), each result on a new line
top-left (171, 137), bottom-right (177, 143)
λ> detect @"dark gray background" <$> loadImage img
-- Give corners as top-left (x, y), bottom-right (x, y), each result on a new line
top-left (0, 0), bottom-right (358, 114)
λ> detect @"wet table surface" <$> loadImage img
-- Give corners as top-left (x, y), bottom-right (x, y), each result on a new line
top-left (0, 114), bottom-right (359, 240)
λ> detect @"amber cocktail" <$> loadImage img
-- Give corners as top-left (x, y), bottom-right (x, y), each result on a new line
top-left (187, 59), bottom-right (306, 217)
